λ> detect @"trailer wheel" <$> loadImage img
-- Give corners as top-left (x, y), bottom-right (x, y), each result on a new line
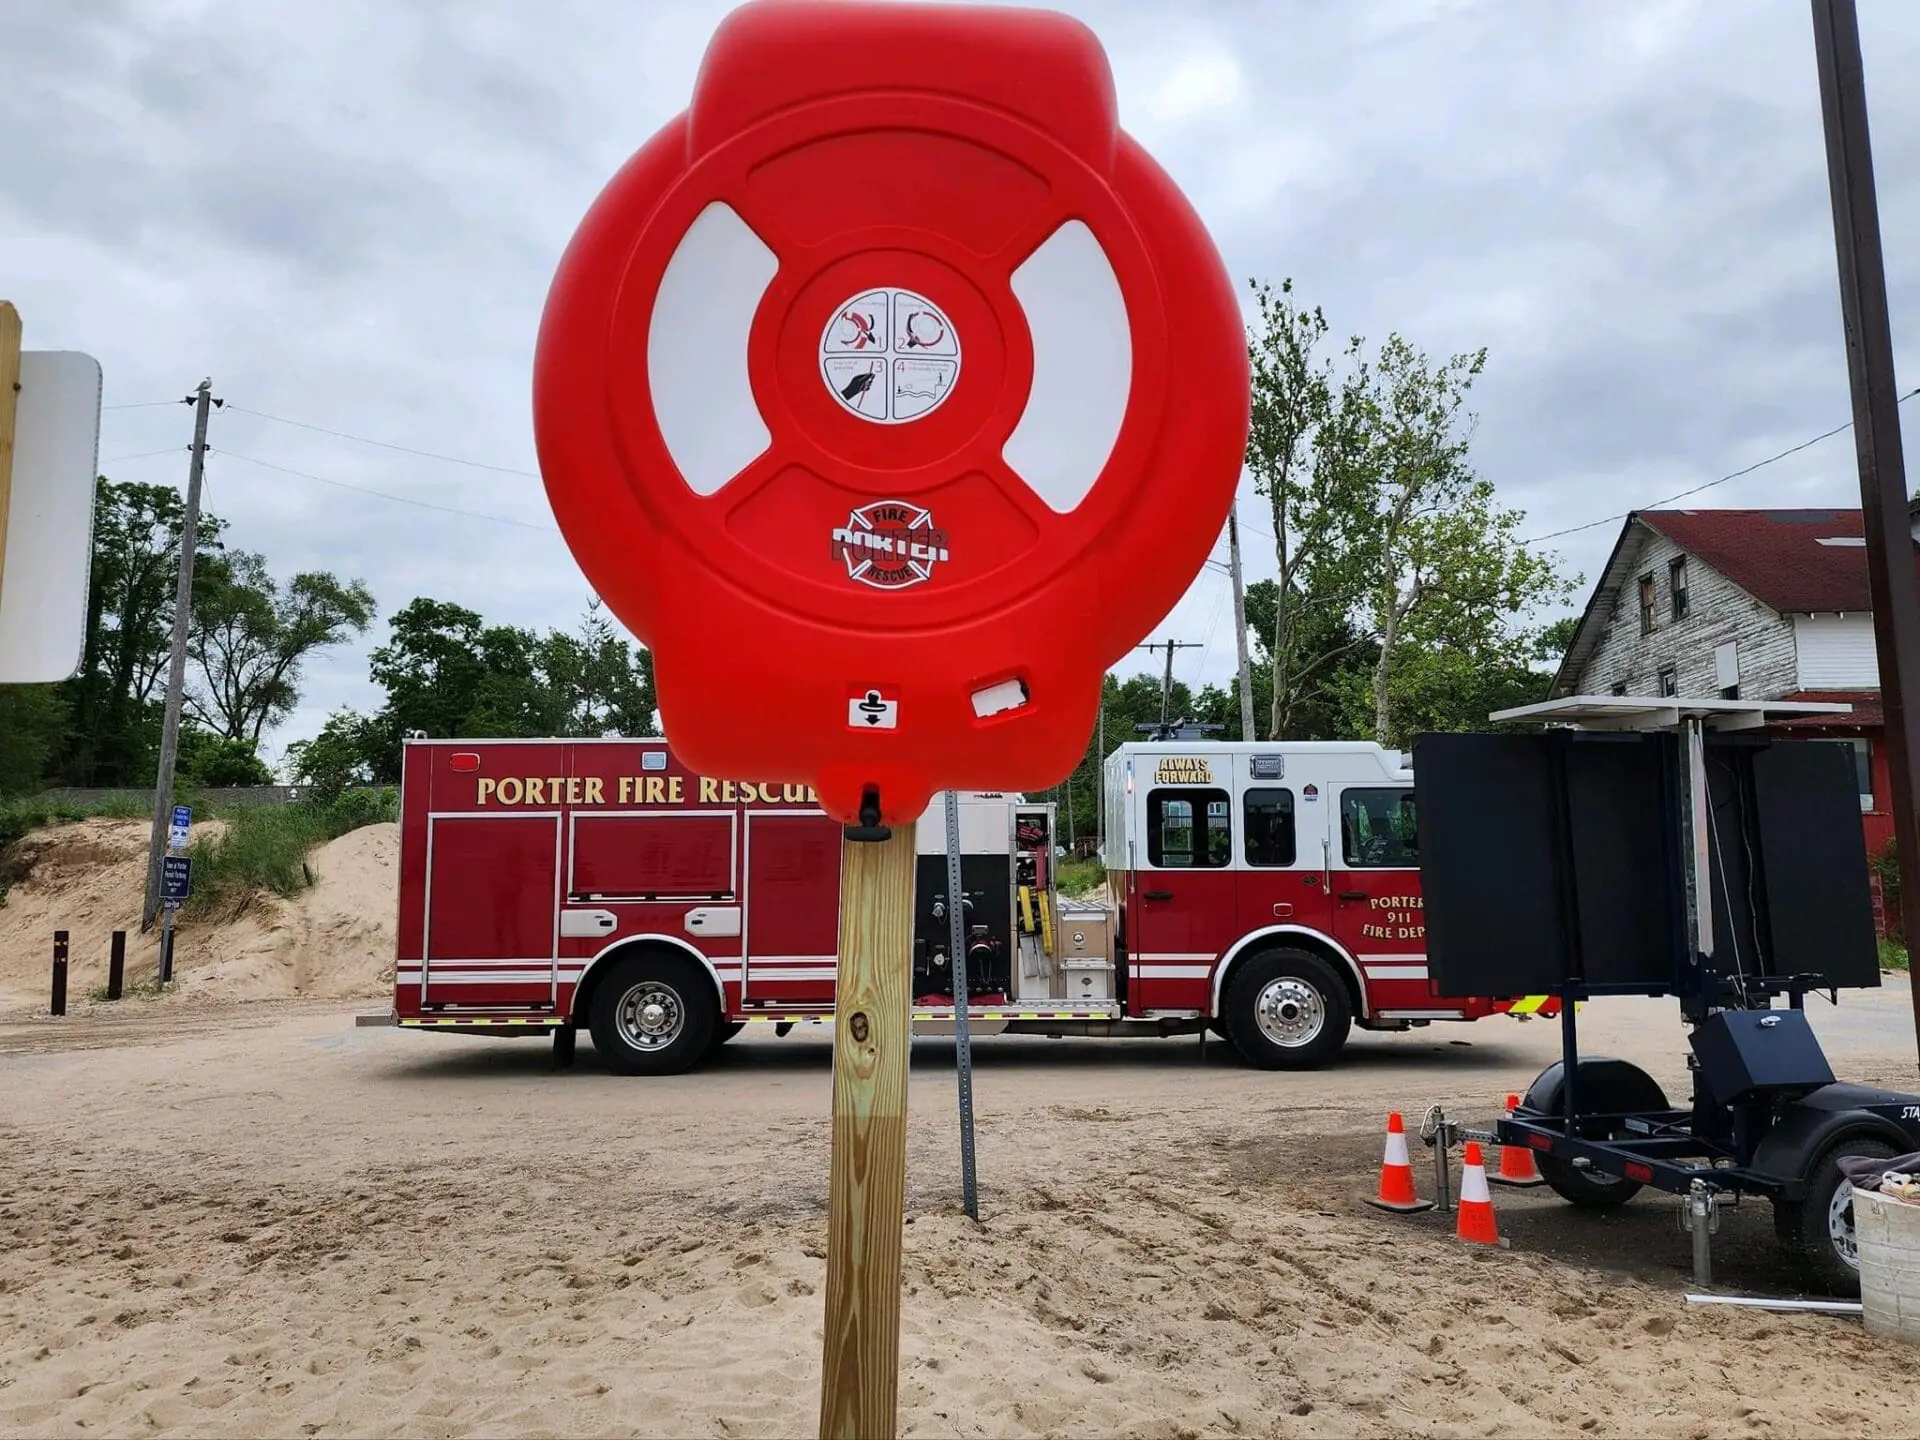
top-left (588, 952), bottom-right (717, 1076)
top-left (1775, 1135), bottom-right (1895, 1295)
top-left (1522, 1059), bottom-right (1667, 1209)
top-left (1220, 948), bottom-right (1351, 1070)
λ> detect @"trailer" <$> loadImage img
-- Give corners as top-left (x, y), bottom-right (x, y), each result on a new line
top-left (1412, 696), bottom-right (1920, 1294)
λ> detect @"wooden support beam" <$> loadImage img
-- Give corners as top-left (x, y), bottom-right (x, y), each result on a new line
top-left (817, 820), bottom-right (916, 1440)
top-left (0, 302), bottom-right (22, 606)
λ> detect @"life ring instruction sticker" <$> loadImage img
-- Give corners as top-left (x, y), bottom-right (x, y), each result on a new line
top-left (820, 288), bottom-right (961, 423)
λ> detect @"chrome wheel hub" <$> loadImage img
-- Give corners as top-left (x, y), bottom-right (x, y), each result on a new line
top-left (616, 981), bottom-right (684, 1050)
top-left (1254, 977), bottom-right (1325, 1048)
top-left (1829, 1180), bottom-right (1861, 1270)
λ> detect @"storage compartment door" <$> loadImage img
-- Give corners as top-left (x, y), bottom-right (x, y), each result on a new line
top-left (743, 813), bottom-right (842, 1005)
top-left (423, 814), bottom-right (561, 1008)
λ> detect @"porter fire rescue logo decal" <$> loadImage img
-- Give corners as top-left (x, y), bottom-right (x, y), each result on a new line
top-left (831, 501), bottom-right (951, 590)
top-left (820, 288), bottom-right (961, 424)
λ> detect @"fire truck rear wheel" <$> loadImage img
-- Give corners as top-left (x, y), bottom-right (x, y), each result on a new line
top-left (588, 953), bottom-right (718, 1076)
top-left (1220, 949), bottom-right (1351, 1070)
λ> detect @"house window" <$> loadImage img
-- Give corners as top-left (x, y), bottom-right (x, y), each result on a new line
top-left (1658, 665), bottom-right (1678, 697)
top-left (1669, 557), bottom-right (1690, 620)
top-left (1639, 574), bottom-right (1656, 634)
top-left (1846, 738), bottom-right (1873, 812)
top-left (1714, 640), bottom-right (1740, 700)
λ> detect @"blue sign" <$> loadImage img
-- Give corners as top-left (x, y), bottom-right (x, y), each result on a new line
top-left (161, 854), bottom-right (192, 910)
top-left (172, 804), bottom-right (192, 828)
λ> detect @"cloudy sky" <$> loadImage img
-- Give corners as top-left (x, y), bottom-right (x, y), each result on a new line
top-left (5, 0), bottom-right (1917, 768)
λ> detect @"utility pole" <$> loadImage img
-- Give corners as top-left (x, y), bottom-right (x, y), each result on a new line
top-left (1226, 504), bottom-right (1256, 741)
top-left (1810, 0), bottom-right (1920, 1066)
top-left (142, 379), bottom-right (219, 932)
top-left (1136, 639), bottom-right (1203, 732)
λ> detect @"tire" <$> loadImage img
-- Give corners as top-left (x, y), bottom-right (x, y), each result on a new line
top-left (587, 952), bottom-right (718, 1076)
top-left (1535, 1153), bottom-right (1643, 1209)
top-left (1219, 948), bottom-right (1352, 1070)
top-left (1775, 1135), bottom-right (1896, 1295)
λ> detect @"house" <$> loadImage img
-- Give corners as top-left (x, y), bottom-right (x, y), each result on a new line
top-left (1550, 507), bottom-right (1913, 862)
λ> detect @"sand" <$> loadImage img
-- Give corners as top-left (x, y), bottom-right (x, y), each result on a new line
top-left (5, 985), bottom-right (1920, 1438)
top-left (0, 818), bottom-right (396, 1018)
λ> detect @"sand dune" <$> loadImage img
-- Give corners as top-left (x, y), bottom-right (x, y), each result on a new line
top-left (0, 817), bottom-right (396, 1018)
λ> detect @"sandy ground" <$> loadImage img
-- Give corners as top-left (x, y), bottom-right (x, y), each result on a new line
top-left (5, 983), bottom-right (1920, 1439)
top-left (0, 819), bottom-right (396, 1017)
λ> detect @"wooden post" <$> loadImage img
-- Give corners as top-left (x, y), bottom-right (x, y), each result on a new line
top-left (0, 302), bottom-right (22, 608)
top-left (50, 930), bottom-right (68, 1017)
top-left (107, 930), bottom-right (126, 1001)
top-left (817, 819), bottom-right (917, 1440)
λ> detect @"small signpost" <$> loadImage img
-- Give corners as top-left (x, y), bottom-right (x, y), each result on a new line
top-left (159, 806), bottom-right (191, 984)
top-left (532, 2), bottom-right (1248, 1433)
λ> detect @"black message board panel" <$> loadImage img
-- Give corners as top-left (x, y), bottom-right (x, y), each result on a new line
top-left (1749, 739), bottom-right (1880, 990)
top-left (1414, 732), bottom-right (1567, 996)
top-left (1563, 732), bottom-right (1681, 988)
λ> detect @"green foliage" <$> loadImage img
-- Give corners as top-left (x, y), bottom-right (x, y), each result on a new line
top-left (0, 685), bottom-right (69, 796)
top-left (176, 727), bottom-right (274, 788)
top-left (285, 709), bottom-right (385, 803)
top-left (1873, 838), bottom-right (1902, 946)
top-left (1879, 938), bottom-right (1908, 973)
top-left (182, 791), bottom-right (398, 918)
top-left (188, 549), bottom-right (375, 745)
top-left (1054, 858), bottom-right (1105, 898)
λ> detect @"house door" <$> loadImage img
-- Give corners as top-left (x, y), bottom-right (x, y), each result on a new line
top-left (423, 813), bottom-right (561, 1009)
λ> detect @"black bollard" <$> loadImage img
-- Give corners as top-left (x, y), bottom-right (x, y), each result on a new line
top-left (108, 930), bottom-right (126, 1001)
top-left (51, 931), bottom-right (69, 1017)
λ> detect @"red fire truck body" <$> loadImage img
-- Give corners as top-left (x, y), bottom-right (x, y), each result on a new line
top-left (382, 736), bottom-right (1547, 1073)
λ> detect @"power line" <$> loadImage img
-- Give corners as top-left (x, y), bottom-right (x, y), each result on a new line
top-left (102, 447), bottom-right (186, 464)
top-left (1522, 386), bottom-right (1920, 546)
top-left (226, 404), bottom-right (541, 478)
top-left (104, 399), bottom-right (189, 411)
top-left (216, 449), bottom-right (559, 533)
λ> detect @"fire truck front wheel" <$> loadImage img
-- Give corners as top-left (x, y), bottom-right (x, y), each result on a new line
top-left (587, 953), bottom-right (718, 1075)
top-left (1220, 949), bottom-right (1352, 1070)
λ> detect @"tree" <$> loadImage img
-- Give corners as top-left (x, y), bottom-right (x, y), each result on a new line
top-left (535, 600), bottom-right (658, 737)
top-left (1243, 279), bottom-right (1379, 739)
top-left (285, 709), bottom-right (385, 802)
top-left (176, 726), bottom-right (274, 787)
top-left (1350, 334), bottom-right (1575, 744)
top-left (189, 550), bottom-right (375, 745)
top-left (0, 685), bottom-right (67, 796)
top-left (53, 479), bottom-right (227, 786)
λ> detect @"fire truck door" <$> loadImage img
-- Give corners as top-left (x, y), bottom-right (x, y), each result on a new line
top-left (742, 812), bottom-right (843, 1006)
top-left (422, 813), bottom-right (562, 1009)
top-left (1130, 780), bottom-right (1238, 1010)
top-left (1328, 785), bottom-right (1430, 1000)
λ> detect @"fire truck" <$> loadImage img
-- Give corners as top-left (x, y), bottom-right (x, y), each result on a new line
top-left (370, 736), bottom-right (1549, 1073)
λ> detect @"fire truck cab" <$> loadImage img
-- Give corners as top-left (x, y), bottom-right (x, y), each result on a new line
top-left (375, 736), bottom-right (1541, 1074)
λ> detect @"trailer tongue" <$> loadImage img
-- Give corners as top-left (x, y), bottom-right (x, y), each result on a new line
top-left (1413, 695), bottom-right (1920, 1293)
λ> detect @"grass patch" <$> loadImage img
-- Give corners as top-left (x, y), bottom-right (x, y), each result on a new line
top-left (1880, 938), bottom-right (1909, 972)
top-left (1055, 858), bottom-right (1106, 898)
top-left (86, 977), bottom-right (171, 1003)
top-left (183, 789), bottom-right (397, 918)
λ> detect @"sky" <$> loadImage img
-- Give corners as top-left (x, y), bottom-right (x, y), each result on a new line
top-left (4, 0), bottom-right (1917, 771)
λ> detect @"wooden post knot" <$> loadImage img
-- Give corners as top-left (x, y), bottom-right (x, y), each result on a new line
top-left (848, 1012), bottom-right (870, 1044)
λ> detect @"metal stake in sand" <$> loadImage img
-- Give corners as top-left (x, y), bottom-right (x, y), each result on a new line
top-left (50, 930), bottom-right (68, 1017)
top-left (819, 791), bottom-right (916, 1440)
top-left (943, 791), bottom-right (980, 1221)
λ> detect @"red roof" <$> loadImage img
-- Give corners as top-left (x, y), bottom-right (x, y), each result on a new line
top-left (1774, 689), bottom-right (1882, 730)
top-left (1640, 508), bottom-right (1920, 614)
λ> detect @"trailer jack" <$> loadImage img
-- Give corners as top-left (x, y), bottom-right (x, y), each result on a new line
top-left (1679, 1178), bottom-right (1723, 1287)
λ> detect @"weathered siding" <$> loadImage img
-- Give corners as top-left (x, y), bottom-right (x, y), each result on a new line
top-left (1794, 614), bottom-right (1881, 688)
top-left (1570, 525), bottom-right (1799, 698)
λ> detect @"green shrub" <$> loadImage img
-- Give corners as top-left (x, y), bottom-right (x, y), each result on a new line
top-left (1873, 838), bottom-right (1903, 946)
top-left (1054, 857), bottom-right (1106, 898)
top-left (182, 792), bottom-right (398, 918)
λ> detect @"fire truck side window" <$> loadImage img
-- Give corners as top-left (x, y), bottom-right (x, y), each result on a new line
top-left (1243, 788), bottom-right (1297, 867)
top-left (1147, 789), bottom-right (1231, 868)
top-left (1341, 788), bottom-right (1418, 869)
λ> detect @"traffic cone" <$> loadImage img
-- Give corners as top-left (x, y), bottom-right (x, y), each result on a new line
top-left (1456, 1142), bottom-right (1500, 1245)
top-left (1490, 1093), bottom-right (1546, 1188)
top-left (1364, 1112), bottom-right (1434, 1214)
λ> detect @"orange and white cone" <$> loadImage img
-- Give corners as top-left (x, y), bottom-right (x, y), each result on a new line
top-left (1456, 1141), bottom-right (1500, 1245)
top-left (1364, 1112), bottom-right (1434, 1214)
top-left (1490, 1093), bottom-right (1546, 1188)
